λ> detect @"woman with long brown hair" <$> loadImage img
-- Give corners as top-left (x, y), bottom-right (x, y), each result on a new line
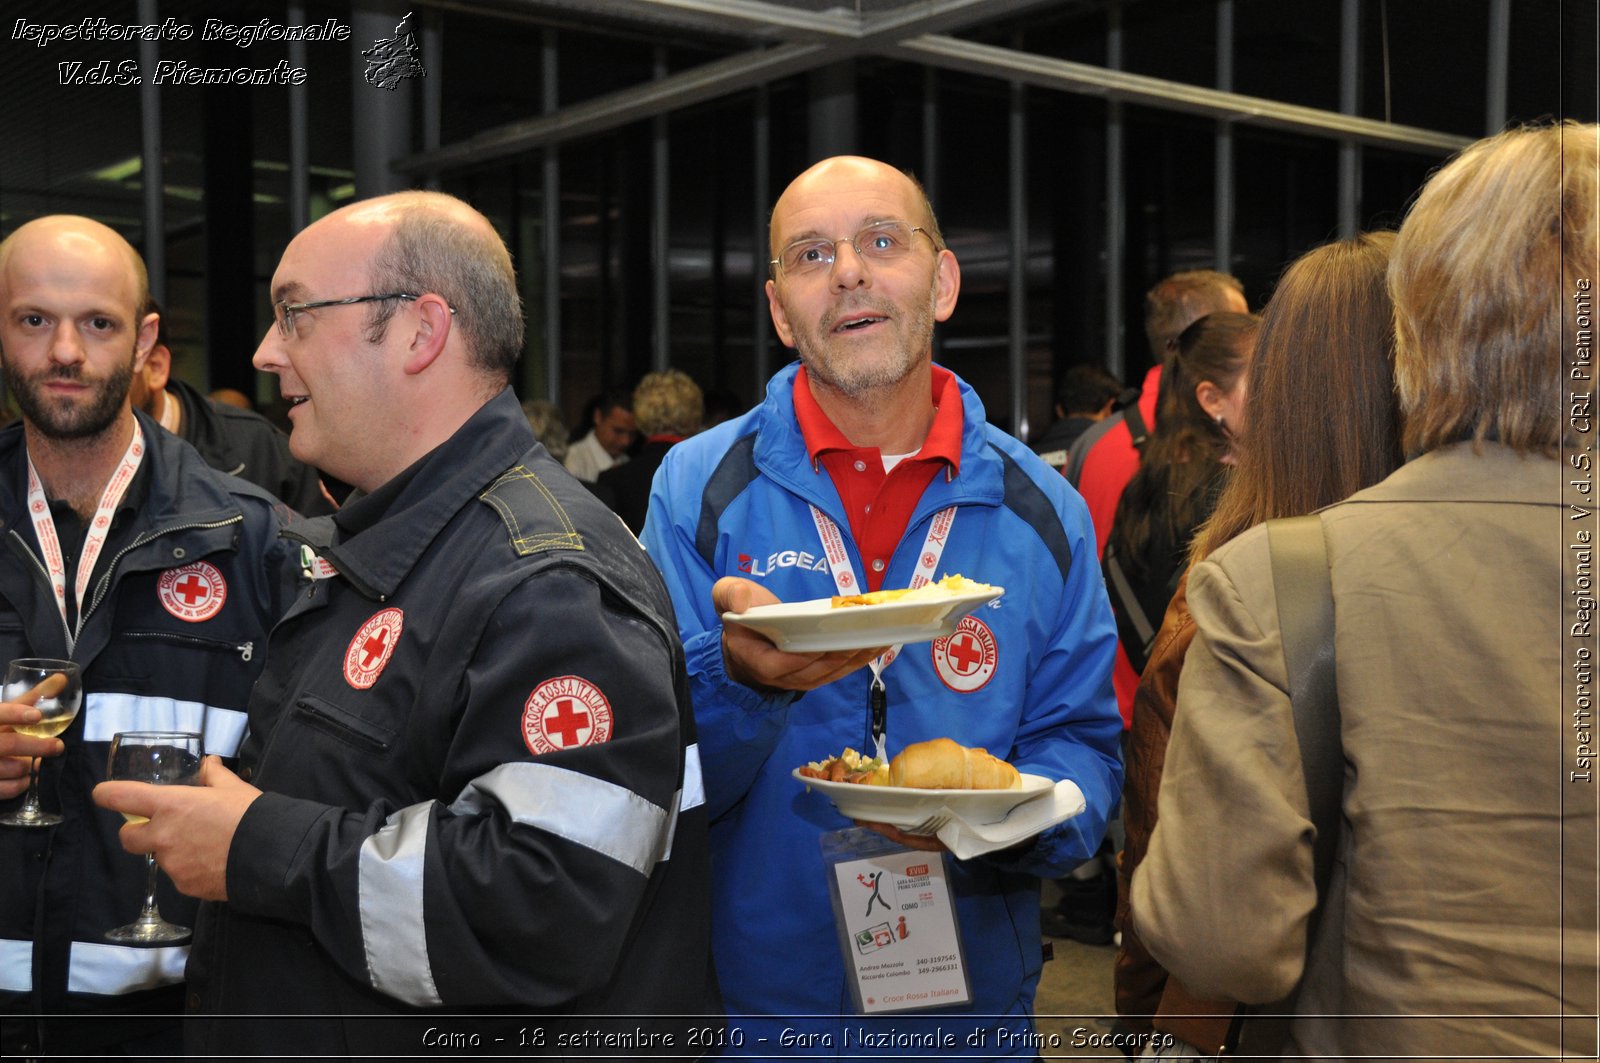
top-left (1115, 230), bottom-right (1403, 1051)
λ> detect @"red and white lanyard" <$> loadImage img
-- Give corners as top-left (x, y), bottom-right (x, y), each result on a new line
top-left (809, 503), bottom-right (957, 757)
top-left (26, 422), bottom-right (146, 652)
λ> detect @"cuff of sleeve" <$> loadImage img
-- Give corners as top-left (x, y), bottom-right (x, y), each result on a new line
top-left (226, 791), bottom-right (336, 922)
top-left (685, 628), bottom-right (793, 714)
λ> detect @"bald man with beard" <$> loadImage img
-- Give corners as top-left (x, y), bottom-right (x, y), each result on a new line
top-left (0, 216), bottom-right (299, 1057)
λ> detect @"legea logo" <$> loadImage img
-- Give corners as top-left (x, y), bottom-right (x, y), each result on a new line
top-left (737, 549), bottom-right (831, 577)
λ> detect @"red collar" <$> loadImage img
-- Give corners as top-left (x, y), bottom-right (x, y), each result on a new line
top-left (792, 364), bottom-right (964, 474)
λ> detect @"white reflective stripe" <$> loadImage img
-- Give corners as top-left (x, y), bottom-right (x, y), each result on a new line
top-left (452, 762), bottom-right (669, 876)
top-left (358, 802), bottom-right (441, 1007)
top-left (67, 940), bottom-right (187, 995)
top-left (680, 743), bottom-right (705, 813)
top-left (84, 692), bottom-right (247, 755)
top-left (0, 938), bottom-right (31, 992)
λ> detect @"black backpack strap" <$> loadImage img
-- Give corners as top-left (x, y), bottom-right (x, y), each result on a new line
top-left (1103, 540), bottom-right (1158, 672)
top-left (1123, 400), bottom-right (1151, 451)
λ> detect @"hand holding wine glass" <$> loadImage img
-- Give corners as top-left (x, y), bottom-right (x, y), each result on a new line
top-left (104, 731), bottom-right (202, 943)
top-left (0, 659), bottom-right (82, 826)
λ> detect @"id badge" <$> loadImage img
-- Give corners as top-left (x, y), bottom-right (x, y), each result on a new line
top-left (820, 828), bottom-right (972, 1014)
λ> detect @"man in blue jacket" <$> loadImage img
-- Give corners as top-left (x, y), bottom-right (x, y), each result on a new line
top-left (642, 156), bottom-right (1122, 1054)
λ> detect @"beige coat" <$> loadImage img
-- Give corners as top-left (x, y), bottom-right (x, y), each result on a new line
top-left (1133, 443), bottom-right (1597, 1059)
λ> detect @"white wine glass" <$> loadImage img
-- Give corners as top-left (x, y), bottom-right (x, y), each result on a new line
top-left (104, 731), bottom-right (202, 944)
top-left (0, 658), bottom-right (83, 828)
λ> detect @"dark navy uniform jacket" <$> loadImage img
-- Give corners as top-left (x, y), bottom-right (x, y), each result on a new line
top-left (0, 411), bottom-right (300, 1058)
top-left (185, 390), bottom-right (718, 1057)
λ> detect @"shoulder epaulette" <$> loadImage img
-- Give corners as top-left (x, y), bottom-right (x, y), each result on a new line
top-left (479, 464), bottom-right (586, 557)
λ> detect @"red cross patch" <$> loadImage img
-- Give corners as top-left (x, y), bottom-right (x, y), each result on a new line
top-left (344, 607), bottom-right (405, 690)
top-left (930, 614), bottom-right (998, 693)
top-left (157, 561), bottom-right (228, 622)
top-left (522, 675), bottom-right (614, 755)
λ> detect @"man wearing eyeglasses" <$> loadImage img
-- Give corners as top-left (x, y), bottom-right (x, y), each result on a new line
top-left (642, 157), bottom-right (1122, 1054)
top-left (96, 191), bottom-right (718, 1055)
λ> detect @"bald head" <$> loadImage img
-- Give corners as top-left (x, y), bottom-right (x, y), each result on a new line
top-left (0, 215), bottom-right (150, 315)
top-left (768, 156), bottom-right (943, 264)
top-left (311, 191), bottom-right (524, 382)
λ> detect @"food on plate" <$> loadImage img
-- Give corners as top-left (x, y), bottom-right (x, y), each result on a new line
top-left (799, 738), bottom-right (1020, 791)
top-left (889, 738), bottom-right (1020, 790)
top-left (797, 747), bottom-right (889, 785)
top-left (830, 573), bottom-right (993, 609)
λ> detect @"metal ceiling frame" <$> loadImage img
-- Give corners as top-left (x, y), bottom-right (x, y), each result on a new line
top-left (397, 0), bottom-right (1472, 176)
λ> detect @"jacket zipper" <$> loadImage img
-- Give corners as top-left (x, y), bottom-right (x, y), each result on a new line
top-left (7, 528), bottom-right (73, 649)
top-left (123, 629), bottom-right (254, 662)
top-left (81, 516), bottom-right (244, 626)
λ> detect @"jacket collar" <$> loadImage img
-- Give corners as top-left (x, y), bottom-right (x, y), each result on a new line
top-left (289, 388), bottom-right (535, 600)
top-left (1344, 442), bottom-right (1574, 509)
top-left (749, 361), bottom-right (1004, 529)
top-left (165, 377), bottom-right (235, 467)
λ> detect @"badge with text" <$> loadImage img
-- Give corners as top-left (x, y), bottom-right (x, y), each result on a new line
top-left (522, 675), bottom-right (614, 755)
top-left (157, 561), bottom-right (228, 622)
top-left (344, 607), bottom-right (404, 690)
top-left (821, 828), bottom-right (971, 1015)
top-left (931, 614), bottom-right (998, 693)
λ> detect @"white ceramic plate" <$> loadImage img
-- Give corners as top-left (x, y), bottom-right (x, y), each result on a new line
top-left (792, 769), bottom-right (1053, 830)
top-left (723, 585), bottom-right (1004, 653)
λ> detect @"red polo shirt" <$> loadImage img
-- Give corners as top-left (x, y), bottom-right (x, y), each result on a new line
top-left (793, 365), bottom-right (964, 592)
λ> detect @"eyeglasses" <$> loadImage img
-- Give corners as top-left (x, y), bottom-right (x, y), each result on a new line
top-left (272, 292), bottom-right (454, 339)
top-left (770, 220), bottom-right (936, 279)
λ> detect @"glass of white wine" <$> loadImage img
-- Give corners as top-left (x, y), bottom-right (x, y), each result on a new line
top-left (0, 658), bottom-right (83, 828)
top-left (105, 731), bottom-right (202, 944)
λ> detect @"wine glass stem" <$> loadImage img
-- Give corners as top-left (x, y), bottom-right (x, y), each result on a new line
top-left (21, 757), bottom-right (41, 815)
top-left (139, 854), bottom-right (162, 922)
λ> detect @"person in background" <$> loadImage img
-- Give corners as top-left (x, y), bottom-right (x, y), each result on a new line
top-left (1043, 311), bottom-right (1257, 947)
top-left (95, 190), bottom-right (719, 1056)
top-left (1116, 232), bottom-right (1401, 1049)
top-left (1068, 271), bottom-right (1249, 734)
top-left (1133, 122), bottom-right (1597, 1058)
top-left (208, 387), bottom-right (254, 410)
top-left (0, 216), bottom-right (298, 1058)
top-left (520, 396), bottom-right (569, 463)
top-left (642, 155), bottom-right (1121, 1054)
top-left (1031, 363), bottom-right (1123, 471)
top-left (596, 368), bottom-right (702, 535)
top-left (564, 388), bottom-right (635, 482)
top-left (130, 301), bottom-right (332, 516)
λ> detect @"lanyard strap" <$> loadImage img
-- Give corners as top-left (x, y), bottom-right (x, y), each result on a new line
top-left (26, 421), bottom-right (147, 652)
top-left (809, 503), bottom-right (957, 756)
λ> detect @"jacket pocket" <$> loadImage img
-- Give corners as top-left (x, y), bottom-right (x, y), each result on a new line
top-left (123, 628), bottom-right (256, 662)
top-left (291, 694), bottom-right (396, 753)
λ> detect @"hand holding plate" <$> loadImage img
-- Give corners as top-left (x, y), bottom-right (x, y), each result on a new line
top-left (714, 577), bottom-right (887, 693)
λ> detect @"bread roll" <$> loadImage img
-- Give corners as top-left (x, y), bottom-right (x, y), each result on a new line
top-left (888, 737), bottom-right (1020, 790)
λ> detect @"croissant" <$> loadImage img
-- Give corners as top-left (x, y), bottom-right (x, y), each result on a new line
top-left (888, 737), bottom-right (1020, 790)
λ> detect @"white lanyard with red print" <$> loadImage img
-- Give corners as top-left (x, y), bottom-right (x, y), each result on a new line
top-left (26, 421), bottom-right (146, 652)
top-left (808, 503), bottom-right (957, 759)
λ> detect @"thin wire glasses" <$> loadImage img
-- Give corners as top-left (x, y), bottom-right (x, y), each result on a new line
top-left (272, 292), bottom-right (454, 339)
top-left (770, 220), bottom-right (936, 279)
